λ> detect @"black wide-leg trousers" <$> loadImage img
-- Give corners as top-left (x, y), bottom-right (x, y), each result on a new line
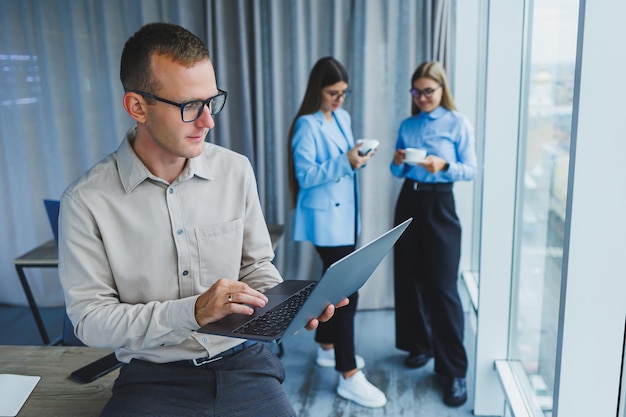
top-left (393, 180), bottom-right (468, 378)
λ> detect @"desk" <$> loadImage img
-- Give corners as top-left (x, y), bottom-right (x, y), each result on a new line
top-left (13, 226), bottom-right (286, 345)
top-left (0, 345), bottom-right (117, 416)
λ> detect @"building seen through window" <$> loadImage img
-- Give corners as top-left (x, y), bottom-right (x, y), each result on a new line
top-left (0, 54), bottom-right (41, 106)
top-left (511, 0), bottom-right (580, 415)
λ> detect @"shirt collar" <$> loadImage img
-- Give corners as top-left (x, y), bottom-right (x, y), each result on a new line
top-left (117, 126), bottom-right (212, 193)
top-left (187, 149), bottom-right (212, 181)
top-left (313, 110), bottom-right (329, 124)
top-left (420, 106), bottom-right (447, 120)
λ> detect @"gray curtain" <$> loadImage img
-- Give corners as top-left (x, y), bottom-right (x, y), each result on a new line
top-left (0, 0), bottom-right (452, 309)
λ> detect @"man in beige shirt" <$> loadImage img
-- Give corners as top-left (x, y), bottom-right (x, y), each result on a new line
top-left (59, 22), bottom-right (342, 416)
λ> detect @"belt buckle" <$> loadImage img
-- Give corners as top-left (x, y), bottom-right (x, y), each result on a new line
top-left (192, 356), bottom-right (222, 366)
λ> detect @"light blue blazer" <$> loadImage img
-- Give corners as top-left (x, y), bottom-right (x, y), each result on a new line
top-left (292, 109), bottom-right (361, 246)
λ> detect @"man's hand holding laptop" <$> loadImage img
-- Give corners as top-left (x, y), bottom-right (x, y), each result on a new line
top-left (194, 278), bottom-right (348, 330)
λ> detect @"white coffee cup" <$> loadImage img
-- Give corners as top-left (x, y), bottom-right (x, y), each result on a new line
top-left (405, 147), bottom-right (427, 163)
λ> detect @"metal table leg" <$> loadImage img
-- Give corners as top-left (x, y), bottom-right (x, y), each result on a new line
top-left (14, 265), bottom-right (51, 344)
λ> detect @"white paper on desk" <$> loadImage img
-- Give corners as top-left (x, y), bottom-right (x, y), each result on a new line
top-left (0, 374), bottom-right (41, 417)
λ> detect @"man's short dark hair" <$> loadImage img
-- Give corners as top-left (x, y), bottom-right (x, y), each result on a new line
top-left (120, 22), bottom-right (210, 94)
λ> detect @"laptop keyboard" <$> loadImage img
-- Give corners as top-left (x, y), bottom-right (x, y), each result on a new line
top-left (233, 282), bottom-right (317, 337)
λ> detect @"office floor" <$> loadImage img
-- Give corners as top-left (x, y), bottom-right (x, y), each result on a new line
top-left (279, 308), bottom-right (475, 416)
top-left (0, 304), bottom-right (64, 345)
top-left (1, 305), bottom-right (475, 416)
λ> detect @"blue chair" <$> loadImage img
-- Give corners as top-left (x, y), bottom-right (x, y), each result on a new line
top-left (44, 199), bottom-right (85, 346)
top-left (62, 314), bottom-right (85, 346)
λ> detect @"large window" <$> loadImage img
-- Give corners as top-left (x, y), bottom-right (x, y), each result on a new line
top-left (510, 0), bottom-right (580, 414)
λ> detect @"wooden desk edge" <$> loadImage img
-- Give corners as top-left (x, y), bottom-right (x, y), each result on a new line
top-left (0, 345), bottom-right (117, 416)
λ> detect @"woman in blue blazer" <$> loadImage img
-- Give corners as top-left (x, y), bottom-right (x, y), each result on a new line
top-left (287, 57), bottom-right (385, 408)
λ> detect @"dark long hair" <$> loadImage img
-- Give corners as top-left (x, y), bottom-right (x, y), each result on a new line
top-left (287, 57), bottom-right (349, 208)
top-left (410, 61), bottom-right (457, 115)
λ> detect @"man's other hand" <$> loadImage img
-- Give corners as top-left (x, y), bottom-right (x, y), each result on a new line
top-left (304, 297), bottom-right (349, 331)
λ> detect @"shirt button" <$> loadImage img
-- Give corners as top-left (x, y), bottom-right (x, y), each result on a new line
top-left (177, 229), bottom-right (183, 235)
top-left (182, 270), bottom-right (189, 276)
top-left (201, 337), bottom-right (208, 344)
top-left (335, 203), bottom-right (340, 207)
top-left (169, 188), bottom-right (174, 194)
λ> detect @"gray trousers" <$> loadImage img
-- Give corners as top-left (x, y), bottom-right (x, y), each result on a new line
top-left (100, 342), bottom-right (295, 417)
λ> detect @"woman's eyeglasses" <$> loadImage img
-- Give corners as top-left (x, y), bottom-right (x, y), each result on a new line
top-left (409, 86), bottom-right (441, 99)
top-left (325, 89), bottom-right (352, 101)
top-left (128, 89), bottom-right (228, 123)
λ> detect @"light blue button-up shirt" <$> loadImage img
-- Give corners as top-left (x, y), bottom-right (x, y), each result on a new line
top-left (390, 106), bottom-right (477, 183)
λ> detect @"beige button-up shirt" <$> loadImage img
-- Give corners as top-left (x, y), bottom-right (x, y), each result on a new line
top-left (59, 127), bottom-right (282, 363)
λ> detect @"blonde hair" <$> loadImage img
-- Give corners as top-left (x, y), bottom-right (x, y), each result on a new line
top-left (410, 61), bottom-right (457, 115)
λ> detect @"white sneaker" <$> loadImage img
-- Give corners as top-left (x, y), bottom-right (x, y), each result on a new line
top-left (316, 347), bottom-right (365, 369)
top-left (337, 370), bottom-right (387, 408)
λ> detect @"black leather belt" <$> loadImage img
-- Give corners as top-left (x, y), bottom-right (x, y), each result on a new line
top-left (406, 179), bottom-right (453, 192)
top-left (171, 340), bottom-right (256, 367)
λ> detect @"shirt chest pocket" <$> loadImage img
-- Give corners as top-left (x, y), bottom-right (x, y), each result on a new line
top-left (195, 218), bottom-right (243, 286)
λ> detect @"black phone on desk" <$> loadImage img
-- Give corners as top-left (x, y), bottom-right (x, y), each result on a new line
top-left (70, 352), bottom-right (123, 383)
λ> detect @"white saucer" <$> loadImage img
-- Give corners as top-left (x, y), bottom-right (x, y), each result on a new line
top-left (405, 158), bottom-right (424, 165)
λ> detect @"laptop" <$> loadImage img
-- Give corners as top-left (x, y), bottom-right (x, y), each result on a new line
top-left (198, 218), bottom-right (412, 343)
top-left (43, 199), bottom-right (60, 243)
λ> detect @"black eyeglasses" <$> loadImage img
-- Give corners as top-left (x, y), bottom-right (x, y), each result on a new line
top-left (128, 89), bottom-right (228, 122)
top-left (325, 89), bottom-right (351, 101)
top-left (409, 86), bottom-right (441, 99)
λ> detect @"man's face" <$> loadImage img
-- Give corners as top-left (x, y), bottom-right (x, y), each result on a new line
top-left (139, 54), bottom-right (218, 161)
